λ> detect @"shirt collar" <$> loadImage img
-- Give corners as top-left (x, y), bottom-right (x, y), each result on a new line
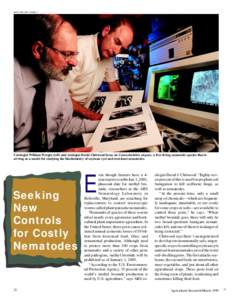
top-left (93, 33), bottom-right (101, 61)
top-left (21, 63), bottom-right (41, 89)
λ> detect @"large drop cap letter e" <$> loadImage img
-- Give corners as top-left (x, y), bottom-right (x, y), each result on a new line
top-left (85, 174), bottom-right (97, 193)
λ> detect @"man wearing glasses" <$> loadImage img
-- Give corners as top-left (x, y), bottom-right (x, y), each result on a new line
top-left (65, 17), bottom-right (134, 120)
top-left (14, 14), bottom-right (99, 152)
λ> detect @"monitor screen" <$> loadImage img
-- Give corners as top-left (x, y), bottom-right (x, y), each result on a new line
top-left (157, 74), bottom-right (179, 102)
top-left (190, 69), bottom-right (219, 106)
top-left (154, 66), bottom-right (218, 113)
top-left (144, 51), bottom-right (219, 132)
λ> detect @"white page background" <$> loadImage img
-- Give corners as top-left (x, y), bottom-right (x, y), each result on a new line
top-left (0, 1), bottom-right (231, 299)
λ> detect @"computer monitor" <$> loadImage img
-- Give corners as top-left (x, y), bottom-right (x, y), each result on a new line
top-left (144, 51), bottom-right (219, 132)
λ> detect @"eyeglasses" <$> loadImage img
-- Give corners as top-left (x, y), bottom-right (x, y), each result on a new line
top-left (46, 46), bottom-right (79, 60)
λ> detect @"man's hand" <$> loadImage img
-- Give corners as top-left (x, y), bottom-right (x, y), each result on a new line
top-left (63, 146), bottom-right (93, 152)
top-left (72, 99), bottom-right (102, 120)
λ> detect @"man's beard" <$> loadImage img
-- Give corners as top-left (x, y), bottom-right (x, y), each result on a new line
top-left (38, 57), bottom-right (72, 81)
